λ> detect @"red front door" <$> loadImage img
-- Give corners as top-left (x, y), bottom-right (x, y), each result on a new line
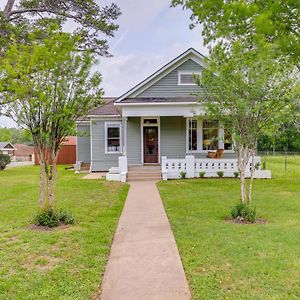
top-left (143, 127), bottom-right (158, 163)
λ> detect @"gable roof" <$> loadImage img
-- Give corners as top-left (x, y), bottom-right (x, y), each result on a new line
top-left (0, 142), bottom-right (16, 150)
top-left (88, 97), bottom-right (120, 116)
top-left (116, 48), bottom-right (206, 102)
top-left (14, 144), bottom-right (34, 156)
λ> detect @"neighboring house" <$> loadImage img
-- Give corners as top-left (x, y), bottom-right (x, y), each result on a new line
top-left (76, 48), bottom-right (271, 181)
top-left (13, 144), bottom-right (34, 162)
top-left (0, 142), bottom-right (16, 157)
top-left (34, 136), bottom-right (77, 165)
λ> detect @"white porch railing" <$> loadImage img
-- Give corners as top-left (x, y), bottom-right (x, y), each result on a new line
top-left (161, 155), bottom-right (271, 180)
top-left (106, 156), bottom-right (128, 182)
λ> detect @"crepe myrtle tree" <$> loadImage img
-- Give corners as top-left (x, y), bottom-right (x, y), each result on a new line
top-left (172, 0), bottom-right (300, 69)
top-left (0, 27), bottom-right (103, 210)
top-left (197, 42), bottom-right (299, 204)
top-left (1, 0), bottom-right (121, 56)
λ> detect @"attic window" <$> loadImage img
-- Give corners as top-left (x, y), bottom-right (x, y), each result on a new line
top-left (178, 71), bottom-right (198, 85)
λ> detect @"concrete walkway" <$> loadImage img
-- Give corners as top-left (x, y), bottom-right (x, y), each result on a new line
top-left (100, 181), bottom-right (191, 300)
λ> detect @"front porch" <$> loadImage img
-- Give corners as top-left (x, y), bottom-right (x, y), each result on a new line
top-left (106, 155), bottom-right (271, 182)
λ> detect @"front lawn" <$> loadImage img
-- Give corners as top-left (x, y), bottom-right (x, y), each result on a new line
top-left (158, 156), bottom-right (300, 299)
top-left (0, 166), bottom-right (128, 299)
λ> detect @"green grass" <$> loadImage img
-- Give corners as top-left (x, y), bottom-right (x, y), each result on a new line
top-left (0, 166), bottom-right (128, 300)
top-left (158, 156), bottom-right (300, 300)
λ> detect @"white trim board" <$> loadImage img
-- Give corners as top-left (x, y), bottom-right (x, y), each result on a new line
top-left (121, 104), bottom-right (205, 117)
top-left (140, 117), bottom-right (161, 164)
top-left (104, 121), bottom-right (123, 155)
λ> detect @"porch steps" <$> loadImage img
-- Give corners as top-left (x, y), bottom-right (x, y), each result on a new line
top-left (127, 165), bottom-right (161, 182)
top-left (81, 163), bottom-right (90, 171)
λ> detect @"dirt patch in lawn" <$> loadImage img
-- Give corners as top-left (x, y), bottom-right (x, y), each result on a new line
top-left (28, 224), bottom-right (71, 231)
top-left (225, 217), bottom-right (267, 225)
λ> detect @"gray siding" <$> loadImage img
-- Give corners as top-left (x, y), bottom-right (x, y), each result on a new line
top-left (160, 117), bottom-right (186, 158)
top-left (91, 119), bottom-right (122, 171)
top-left (77, 124), bottom-right (91, 163)
top-left (160, 117), bottom-right (235, 159)
top-left (137, 59), bottom-right (203, 97)
top-left (127, 117), bottom-right (141, 164)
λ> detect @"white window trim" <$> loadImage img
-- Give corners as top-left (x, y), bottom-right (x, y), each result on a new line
top-left (186, 118), bottom-right (202, 153)
top-left (105, 122), bottom-right (123, 154)
top-left (186, 118), bottom-right (234, 154)
top-left (178, 71), bottom-right (201, 86)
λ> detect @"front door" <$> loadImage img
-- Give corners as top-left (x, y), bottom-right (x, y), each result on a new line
top-left (143, 127), bottom-right (158, 163)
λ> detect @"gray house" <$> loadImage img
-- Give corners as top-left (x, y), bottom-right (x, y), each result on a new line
top-left (76, 48), bottom-right (271, 181)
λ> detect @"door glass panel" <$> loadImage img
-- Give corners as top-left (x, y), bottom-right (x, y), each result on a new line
top-left (147, 145), bottom-right (156, 155)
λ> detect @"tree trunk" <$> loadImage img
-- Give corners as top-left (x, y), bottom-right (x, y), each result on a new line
top-left (248, 149), bottom-right (256, 203)
top-left (47, 149), bottom-right (58, 208)
top-left (236, 144), bottom-right (250, 205)
top-left (38, 148), bottom-right (48, 210)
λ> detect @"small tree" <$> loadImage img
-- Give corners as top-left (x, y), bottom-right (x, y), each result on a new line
top-left (0, 153), bottom-right (11, 170)
top-left (197, 43), bottom-right (299, 204)
top-left (0, 27), bottom-right (102, 210)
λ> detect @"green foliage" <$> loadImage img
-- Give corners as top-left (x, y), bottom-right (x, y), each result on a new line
top-left (258, 121), bottom-right (300, 152)
top-left (0, 128), bottom-right (33, 145)
top-left (1, 0), bottom-right (121, 55)
top-left (172, 0), bottom-right (300, 65)
top-left (199, 171), bottom-right (205, 178)
top-left (231, 203), bottom-right (256, 223)
top-left (233, 171), bottom-right (239, 178)
top-left (57, 209), bottom-right (75, 225)
top-left (217, 171), bottom-right (224, 178)
top-left (34, 208), bottom-right (60, 228)
top-left (0, 153), bottom-right (10, 170)
top-left (180, 171), bottom-right (186, 179)
top-left (0, 26), bottom-right (103, 209)
top-left (35, 208), bottom-right (75, 227)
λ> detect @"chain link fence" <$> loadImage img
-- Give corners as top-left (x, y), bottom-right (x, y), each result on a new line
top-left (257, 151), bottom-right (300, 173)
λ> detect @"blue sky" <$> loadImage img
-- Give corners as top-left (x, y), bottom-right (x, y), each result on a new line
top-left (0, 0), bottom-right (208, 127)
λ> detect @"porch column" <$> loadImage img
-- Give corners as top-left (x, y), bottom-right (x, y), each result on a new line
top-left (123, 117), bottom-right (128, 156)
top-left (218, 124), bottom-right (224, 149)
top-left (185, 155), bottom-right (195, 178)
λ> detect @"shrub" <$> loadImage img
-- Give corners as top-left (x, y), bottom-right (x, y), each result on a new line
top-left (231, 203), bottom-right (256, 223)
top-left (217, 171), bottom-right (224, 178)
top-left (234, 171), bottom-right (239, 178)
top-left (57, 209), bottom-right (75, 225)
top-left (180, 171), bottom-right (186, 179)
top-left (262, 159), bottom-right (266, 170)
top-left (35, 208), bottom-right (75, 227)
top-left (199, 171), bottom-right (205, 178)
top-left (35, 208), bottom-right (60, 228)
top-left (0, 154), bottom-right (11, 170)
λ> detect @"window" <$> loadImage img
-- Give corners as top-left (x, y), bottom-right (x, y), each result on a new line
top-left (186, 119), bottom-right (233, 153)
top-left (105, 123), bottom-right (122, 153)
top-left (188, 119), bottom-right (198, 151)
top-left (178, 71), bottom-right (199, 85)
top-left (143, 118), bottom-right (158, 125)
top-left (203, 120), bottom-right (219, 150)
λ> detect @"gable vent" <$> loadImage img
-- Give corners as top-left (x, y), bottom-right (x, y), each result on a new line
top-left (178, 72), bottom-right (197, 85)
